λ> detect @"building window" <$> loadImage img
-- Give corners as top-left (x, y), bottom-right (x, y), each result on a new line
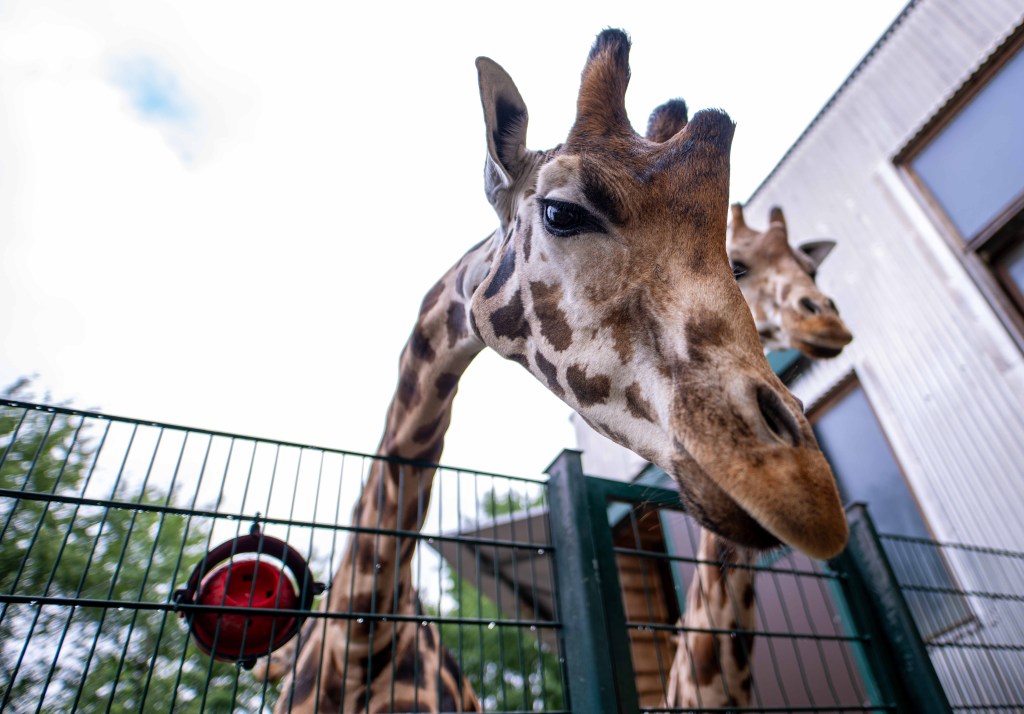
top-left (810, 377), bottom-right (972, 639)
top-left (899, 31), bottom-right (1024, 345)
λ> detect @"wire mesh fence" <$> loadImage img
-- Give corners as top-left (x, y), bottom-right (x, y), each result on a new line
top-left (0, 398), bottom-right (566, 713)
top-left (881, 533), bottom-right (1024, 713)
top-left (5, 396), bottom-right (1024, 714)
top-left (610, 497), bottom-right (880, 713)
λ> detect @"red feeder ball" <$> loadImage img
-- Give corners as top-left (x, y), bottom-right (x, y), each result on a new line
top-left (174, 523), bottom-right (324, 668)
top-left (191, 558), bottom-right (299, 660)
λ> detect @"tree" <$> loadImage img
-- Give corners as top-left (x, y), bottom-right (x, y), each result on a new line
top-left (0, 380), bottom-right (279, 713)
top-left (434, 486), bottom-right (565, 712)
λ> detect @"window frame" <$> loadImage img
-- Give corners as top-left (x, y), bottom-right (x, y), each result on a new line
top-left (895, 26), bottom-right (1024, 351)
top-left (808, 374), bottom-right (975, 641)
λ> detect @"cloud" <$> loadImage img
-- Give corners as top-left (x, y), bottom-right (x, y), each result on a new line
top-left (108, 54), bottom-right (201, 162)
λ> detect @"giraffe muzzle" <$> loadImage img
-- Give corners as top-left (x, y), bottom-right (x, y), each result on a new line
top-left (669, 378), bottom-right (848, 560)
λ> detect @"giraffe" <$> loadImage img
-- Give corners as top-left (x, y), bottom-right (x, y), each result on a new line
top-left (259, 30), bottom-right (848, 713)
top-left (664, 203), bottom-right (855, 711)
top-left (646, 97), bottom-right (854, 711)
top-left (727, 202), bottom-right (853, 359)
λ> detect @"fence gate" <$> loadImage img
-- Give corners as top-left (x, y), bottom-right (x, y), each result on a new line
top-left (545, 449), bottom-right (955, 714)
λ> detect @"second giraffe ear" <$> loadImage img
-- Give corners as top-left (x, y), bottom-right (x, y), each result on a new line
top-left (797, 239), bottom-right (837, 270)
top-left (477, 57), bottom-right (530, 229)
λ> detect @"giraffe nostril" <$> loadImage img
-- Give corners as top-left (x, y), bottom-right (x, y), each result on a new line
top-left (799, 297), bottom-right (821, 315)
top-left (826, 298), bottom-right (839, 314)
top-left (756, 385), bottom-right (803, 448)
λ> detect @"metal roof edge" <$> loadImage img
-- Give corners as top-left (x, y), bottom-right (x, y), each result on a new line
top-left (745, 0), bottom-right (921, 204)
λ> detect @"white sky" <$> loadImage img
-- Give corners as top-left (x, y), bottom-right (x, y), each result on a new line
top-left (1, 0), bottom-right (908, 481)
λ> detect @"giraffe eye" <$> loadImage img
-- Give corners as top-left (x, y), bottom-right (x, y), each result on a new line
top-left (731, 261), bottom-right (749, 279)
top-left (540, 199), bottom-right (603, 238)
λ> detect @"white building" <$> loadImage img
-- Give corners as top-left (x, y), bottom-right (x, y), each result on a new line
top-left (578, 0), bottom-right (1024, 555)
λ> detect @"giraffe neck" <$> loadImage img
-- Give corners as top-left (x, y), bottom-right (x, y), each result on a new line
top-left (265, 236), bottom-right (497, 713)
top-left (666, 529), bottom-right (756, 709)
top-left (330, 234), bottom-right (496, 612)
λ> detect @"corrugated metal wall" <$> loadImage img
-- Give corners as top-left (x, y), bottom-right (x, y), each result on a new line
top-left (745, 0), bottom-right (1024, 554)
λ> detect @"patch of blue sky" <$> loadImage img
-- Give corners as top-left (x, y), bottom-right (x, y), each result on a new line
top-left (108, 55), bottom-right (201, 162)
top-left (110, 55), bottom-right (194, 124)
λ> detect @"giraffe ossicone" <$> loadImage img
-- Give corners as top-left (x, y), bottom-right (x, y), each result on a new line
top-left (263, 29), bottom-right (848, 712)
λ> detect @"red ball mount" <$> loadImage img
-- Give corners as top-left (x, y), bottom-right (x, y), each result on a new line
top-left (174, 520), bottom-right (326, 668)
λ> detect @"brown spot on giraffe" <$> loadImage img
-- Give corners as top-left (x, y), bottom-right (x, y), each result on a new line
top-left (483, 246), bottom-right (516, 298)
top-left (397, 367), bottom-right (420, 409)
top-left (534, 350), bottom-right (564, 397)
top-left (529, 280), bottom-right (573, 351)
top-left (598, 421), bottom-right (628, 445)
top-left (731, 625), bottom-right (754, 671)
top-left (489, 289), bottom-right (531, 341)
top-left (412, 414), bottom-right (443, 443)
top-left (435, 372), bottom-right (459, 400)
top-left (446, 303), bottom-right (467, 347)
top-left (506, 352), bottom-right (529, 368)
top-left (684, 314), bottom-right (729, 363)
top-left (565, 364), bottom-right (611, 406)
top-left (691, 632), bottom-right (720, 686)
top-left (624, 382), bottom-right (655, 422)
top-left (410, 327), bottom-right (436, 362)
top-left (289, 651), bottom-right (320, 704)
top-left (413, 437), bottom-right (444, 464)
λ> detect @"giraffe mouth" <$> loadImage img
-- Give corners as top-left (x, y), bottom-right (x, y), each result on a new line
top-left (792, 339), bottom-right (844, 359)
top-left (788, 317), bottom-right (853, 359)
top-left (670, 457), bottom-right (782, 552)
top-left (703, 500), bottom-right (782, 552)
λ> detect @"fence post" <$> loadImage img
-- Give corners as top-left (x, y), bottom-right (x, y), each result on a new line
top-left (829, 503), bottom-right (952, 714)
top-left (546, 450), bottom-right (640, 714)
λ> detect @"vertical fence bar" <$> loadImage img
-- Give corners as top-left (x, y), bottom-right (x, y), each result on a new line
top-left (546, 450), bottom-right (639, 714)
top-left (829, 503), bottom-right (952, 714)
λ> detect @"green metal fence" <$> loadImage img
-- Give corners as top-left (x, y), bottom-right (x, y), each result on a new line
top-left (879, 530), bottom-right (1024, 712)
top-left (3, 398), bottom-right (1023, 713)
top-left (546, 451), bottom-right (955, 714)
top-left (0, 398), bottom-right (566, 713)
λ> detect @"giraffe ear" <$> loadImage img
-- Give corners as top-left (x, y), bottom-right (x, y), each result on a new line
top-left (477, 56), bottom-right (530, 228)
top-left (645, 99), bottom-right (688, 142)
top-left (796, 239), bottom-right (837, 270)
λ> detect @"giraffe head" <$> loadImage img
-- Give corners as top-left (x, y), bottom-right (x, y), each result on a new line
top-left (728, 203), bottom-right (853, 358)
top-left (647, 100), bottom-right (853, 360)
top-left (469, 30), bottom-right (846, 559)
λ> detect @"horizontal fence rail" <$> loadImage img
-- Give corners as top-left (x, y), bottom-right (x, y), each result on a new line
top-left (880, 532), bottom-right (1024, 713)
top-left (0, 398), bottom-right (567, 713)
